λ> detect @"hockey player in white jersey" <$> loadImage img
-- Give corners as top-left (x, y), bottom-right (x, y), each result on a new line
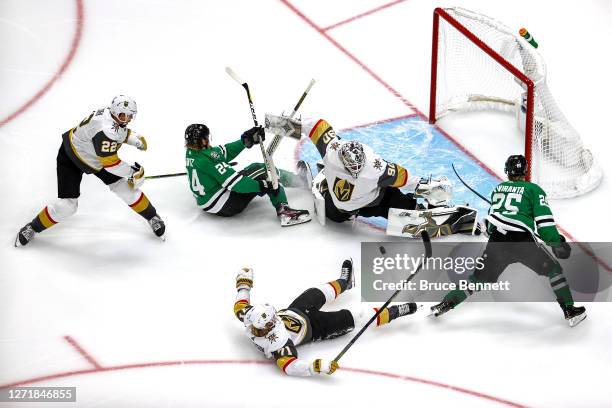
top-left (233, 260), bottom-right (418, 376)
top-left (15, 95), bottom-right (165, 246)
top-left (266, 116), bottom-right (474, 235)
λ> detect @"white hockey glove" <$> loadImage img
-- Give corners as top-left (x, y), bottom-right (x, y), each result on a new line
top-left (415, 176), bottom-right (453, 206)
top-left (310, 359), bottom-right (339, 376)
top-left (264, 113), bottom-right (302, 140)
top-left (127, 163), bottom-right (145, 189)
top-left (236, 267), bottom-right (254, 290)
top-left (127, 132), bottom-right (148, 151)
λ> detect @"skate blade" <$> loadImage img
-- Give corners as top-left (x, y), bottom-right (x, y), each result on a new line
top-left (568, 313), bottom-right (587, 327)
top-left (280, 215), bottom-right (312, 227)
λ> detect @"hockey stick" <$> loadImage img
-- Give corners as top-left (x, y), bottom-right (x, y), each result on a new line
top-left (451, 163), bottom-right (491, 205)
top-left (225, 67), bottom-right (280, 189)
top-left (266, 78), bottom-right (316, 156)
top-left (332, 230), bottom-right (432, 364)
top-left (145, 163), bottom-right (238, 180)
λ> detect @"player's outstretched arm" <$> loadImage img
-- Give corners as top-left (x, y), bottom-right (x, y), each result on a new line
top-left (234, 268), bottom-right (253, 322)
top-left (125, 130), bottom-right (147, 151)
top-left (272, 341), bottom-right (338, 377)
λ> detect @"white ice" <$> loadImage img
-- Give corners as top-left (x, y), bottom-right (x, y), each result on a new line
top-left (1, 0), bottom-right (611, 407)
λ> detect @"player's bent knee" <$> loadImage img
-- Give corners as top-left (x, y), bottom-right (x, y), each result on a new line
top-left (48, 198), bottom-right (78, 221)
top-left (109, 179), bottom-right (141, 204)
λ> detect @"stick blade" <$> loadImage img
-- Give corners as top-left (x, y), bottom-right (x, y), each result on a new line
top-left (225, 66), bottom-right (244, 85)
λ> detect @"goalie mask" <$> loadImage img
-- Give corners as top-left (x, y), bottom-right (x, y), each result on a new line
top-left (339, 141), bottom-right (366, 178)
top-left (185, 124), bottom-right (210, 150)
top-left (247, 304), bottom-right (277, 337)
top-left (504, 155), bottom-right (528, 177)
top-left (110, 95), bottom-right (137, 126)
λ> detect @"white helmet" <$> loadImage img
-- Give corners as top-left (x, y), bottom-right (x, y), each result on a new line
top-left (339, 141), bottom-right (366, 178)
top-left (247, 303), bottom-right (277, 336)
top-left (110, 95), bottom-right (137, 123)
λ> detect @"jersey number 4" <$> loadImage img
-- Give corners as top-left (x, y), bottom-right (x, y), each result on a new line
top-left (491, 192), bottom-right (522, 215)
top-left (191, 169), bottom-right (205, 195)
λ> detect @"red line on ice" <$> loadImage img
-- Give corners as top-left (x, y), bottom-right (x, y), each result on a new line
top-left (282, 0), bottom-right (612, 272)
top-left (0, 359), bottom-right (528, 407)
top-left (0, 0), bottom-right (84, 128)
top-left (64, 335), bottom-right (102, 370)
top-left (322, 0), bottom-right (408, 31)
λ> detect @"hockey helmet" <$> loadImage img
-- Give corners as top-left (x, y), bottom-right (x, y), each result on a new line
top-left (339, 141), bottom-right (366, 178)
top-left (504, 155), bottom-right (528, 177)
top-left (185, 123), bottom-right (210, 150)
top-left (110, 95), bottom-right (137, 125)
top-left (247, 303), bottom-right (277, 337)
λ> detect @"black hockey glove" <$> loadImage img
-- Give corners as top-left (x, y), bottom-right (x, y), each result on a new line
top-left (258, 180), bottom-right (279, 196)
top-left (241, 126), bottom-right (265, 149)
top-left (552, 235), bottom-right (571, 259)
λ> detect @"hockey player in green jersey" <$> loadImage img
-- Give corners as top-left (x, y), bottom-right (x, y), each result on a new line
top-left (184, 124), bottom-right (310, 226)
top-left (430, 155), bottom-right (586, 327)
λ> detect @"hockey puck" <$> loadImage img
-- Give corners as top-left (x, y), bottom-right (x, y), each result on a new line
top-left (379, 246), bottom-right (386, 254)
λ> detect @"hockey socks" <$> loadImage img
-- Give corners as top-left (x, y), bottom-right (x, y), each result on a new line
top-left (31, 207), bottom-right (57, 233)
top-left (548, 266), bottom-right (574, 306)
top-left (128, 192), bottom-right (157, 220)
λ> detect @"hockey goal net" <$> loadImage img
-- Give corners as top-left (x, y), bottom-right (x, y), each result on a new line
top-left (429, 7), bottom-right (601, 198)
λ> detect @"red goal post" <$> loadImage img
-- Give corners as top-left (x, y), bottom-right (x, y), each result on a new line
top-left (428, 7), bottom-right (601, 198)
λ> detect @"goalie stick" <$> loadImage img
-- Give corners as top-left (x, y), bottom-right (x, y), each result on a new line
top-left (332, 230), bottom-right (432, 364)
top-left (265, 78), bottom-right (316, 156)
top-left (225, 67), bottom-right (280, 189)
top-left (451, 163), bottom-right (492, 205)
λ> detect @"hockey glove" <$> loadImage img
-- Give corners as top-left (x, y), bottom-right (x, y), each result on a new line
top-left (134, 135), bottom-right (147, 151)
top-left (258, 180), bottom-right (279, 196)
top-left (236, 267), bottom-right (254, 290)
top-left (241, 126), bottom-right (265, 149)
top-left (552, 235), bottom-right (571, 259)
top-left (311, 359), bottom-right (338, 376)
top-left (128, 163), bottom-right (145, 189)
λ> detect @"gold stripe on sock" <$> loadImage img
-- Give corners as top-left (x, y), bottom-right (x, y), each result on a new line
top-left (129, 193), bottom-right (150, 213)
top-left (38, 207), bottom-right (57, 229)
top-left (375, 308), bottom-right (390, 326)
top-left (328, 280), bottom-right (342, 298)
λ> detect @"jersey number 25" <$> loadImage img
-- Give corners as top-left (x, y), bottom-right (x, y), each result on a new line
top-left (491, 192), bottom-right (522, 215)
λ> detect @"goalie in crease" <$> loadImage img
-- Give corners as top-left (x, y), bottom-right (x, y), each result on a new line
top-left (266, 114), bottom-right (476, 236)
top-left (233, 260), bottom-right (418, 377)
top-left (430, 155), bottom-right (587, 327)
top-left (184, 124), bottom-right (310, 227)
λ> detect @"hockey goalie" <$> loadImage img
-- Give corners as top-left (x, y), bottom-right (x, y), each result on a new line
top-left (265, 115), bottom-right (477, 238)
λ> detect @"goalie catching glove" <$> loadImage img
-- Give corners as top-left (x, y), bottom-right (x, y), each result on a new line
top-left (414, 176), bottom-right (453, 207)
top-left (127, 162), bottom-right (145, 189)
top-left (310, 359), bottom-right (339, 376)
top-left (552, 235), bottom-right (572, 259)
top-left (236, 267), bottom-right (254, 290)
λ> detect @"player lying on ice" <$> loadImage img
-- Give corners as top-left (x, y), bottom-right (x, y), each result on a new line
top-left (184, 124), bottom-right (310, 227)
top-left (15, 95), bottom-right (166, 246)
top-left (430, 155), bottom-right (586, 327)
top-left (265, 115), bottom-right (476, 236)
top-left (233, 260), bottom-right (418, 376)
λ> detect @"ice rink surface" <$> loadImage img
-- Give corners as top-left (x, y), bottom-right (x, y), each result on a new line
top-left (1, 0), bottom-right (611, 407)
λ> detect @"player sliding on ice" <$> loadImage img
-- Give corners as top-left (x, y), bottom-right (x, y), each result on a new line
top-left (184, 124), bottom-right (310, 226)
top-left (233, 260), bottom-right (418, 376)
top-left (266, 115), bottom-right (476, 236)
top-left (430, 155), bottom-right (586, 327)
top-left (15, 95), bottom-right (166, 246)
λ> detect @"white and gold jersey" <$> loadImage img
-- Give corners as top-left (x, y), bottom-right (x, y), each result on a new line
top-left (62, 107), bottom-right (139, 177)
top-left (302, 118), bottom-right (408, 212)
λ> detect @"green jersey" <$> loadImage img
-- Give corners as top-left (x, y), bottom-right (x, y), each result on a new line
top-left (185, 140), bottom-right (261, 213)
top-left (485, 180), bottom-right (561, 244)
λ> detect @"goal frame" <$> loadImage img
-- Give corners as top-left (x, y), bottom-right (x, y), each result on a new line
top-left (428, 7), bottom-right (536, 180)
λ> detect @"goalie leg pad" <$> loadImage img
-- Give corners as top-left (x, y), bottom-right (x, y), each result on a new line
top-left (386, 205), bottom-right (478, 238)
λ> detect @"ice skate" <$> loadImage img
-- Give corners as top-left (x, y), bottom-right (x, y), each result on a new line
top-left (148, 215), bottom-right (166, 241)
top-left (562, 304), bottom-right (587, 327)
top-left (429, 300), bottom-right (455, 317)
top-left (15, 223), bottom-right (36, 247)
top-left (276, 204), bottom-right (311, 227)
top-left (340, 258), bottom-right (354, 290)
top-left (392, 302), bottom-right (418, 317)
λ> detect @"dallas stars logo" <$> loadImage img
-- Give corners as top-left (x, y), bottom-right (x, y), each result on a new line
top-left (266, 332), bottom-right (278, 343)
top-left (210, 151), bottom-right (220, 159)
top-left (373, 159), bottom-right (382, 170)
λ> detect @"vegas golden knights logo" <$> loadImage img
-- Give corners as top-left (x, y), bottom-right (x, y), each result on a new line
top-left (281, 315), bottom-right (303, 334)
top-left (333, 177), bottom-right (355, 202)
top-left (401, 211), bottom-right (452, 238)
